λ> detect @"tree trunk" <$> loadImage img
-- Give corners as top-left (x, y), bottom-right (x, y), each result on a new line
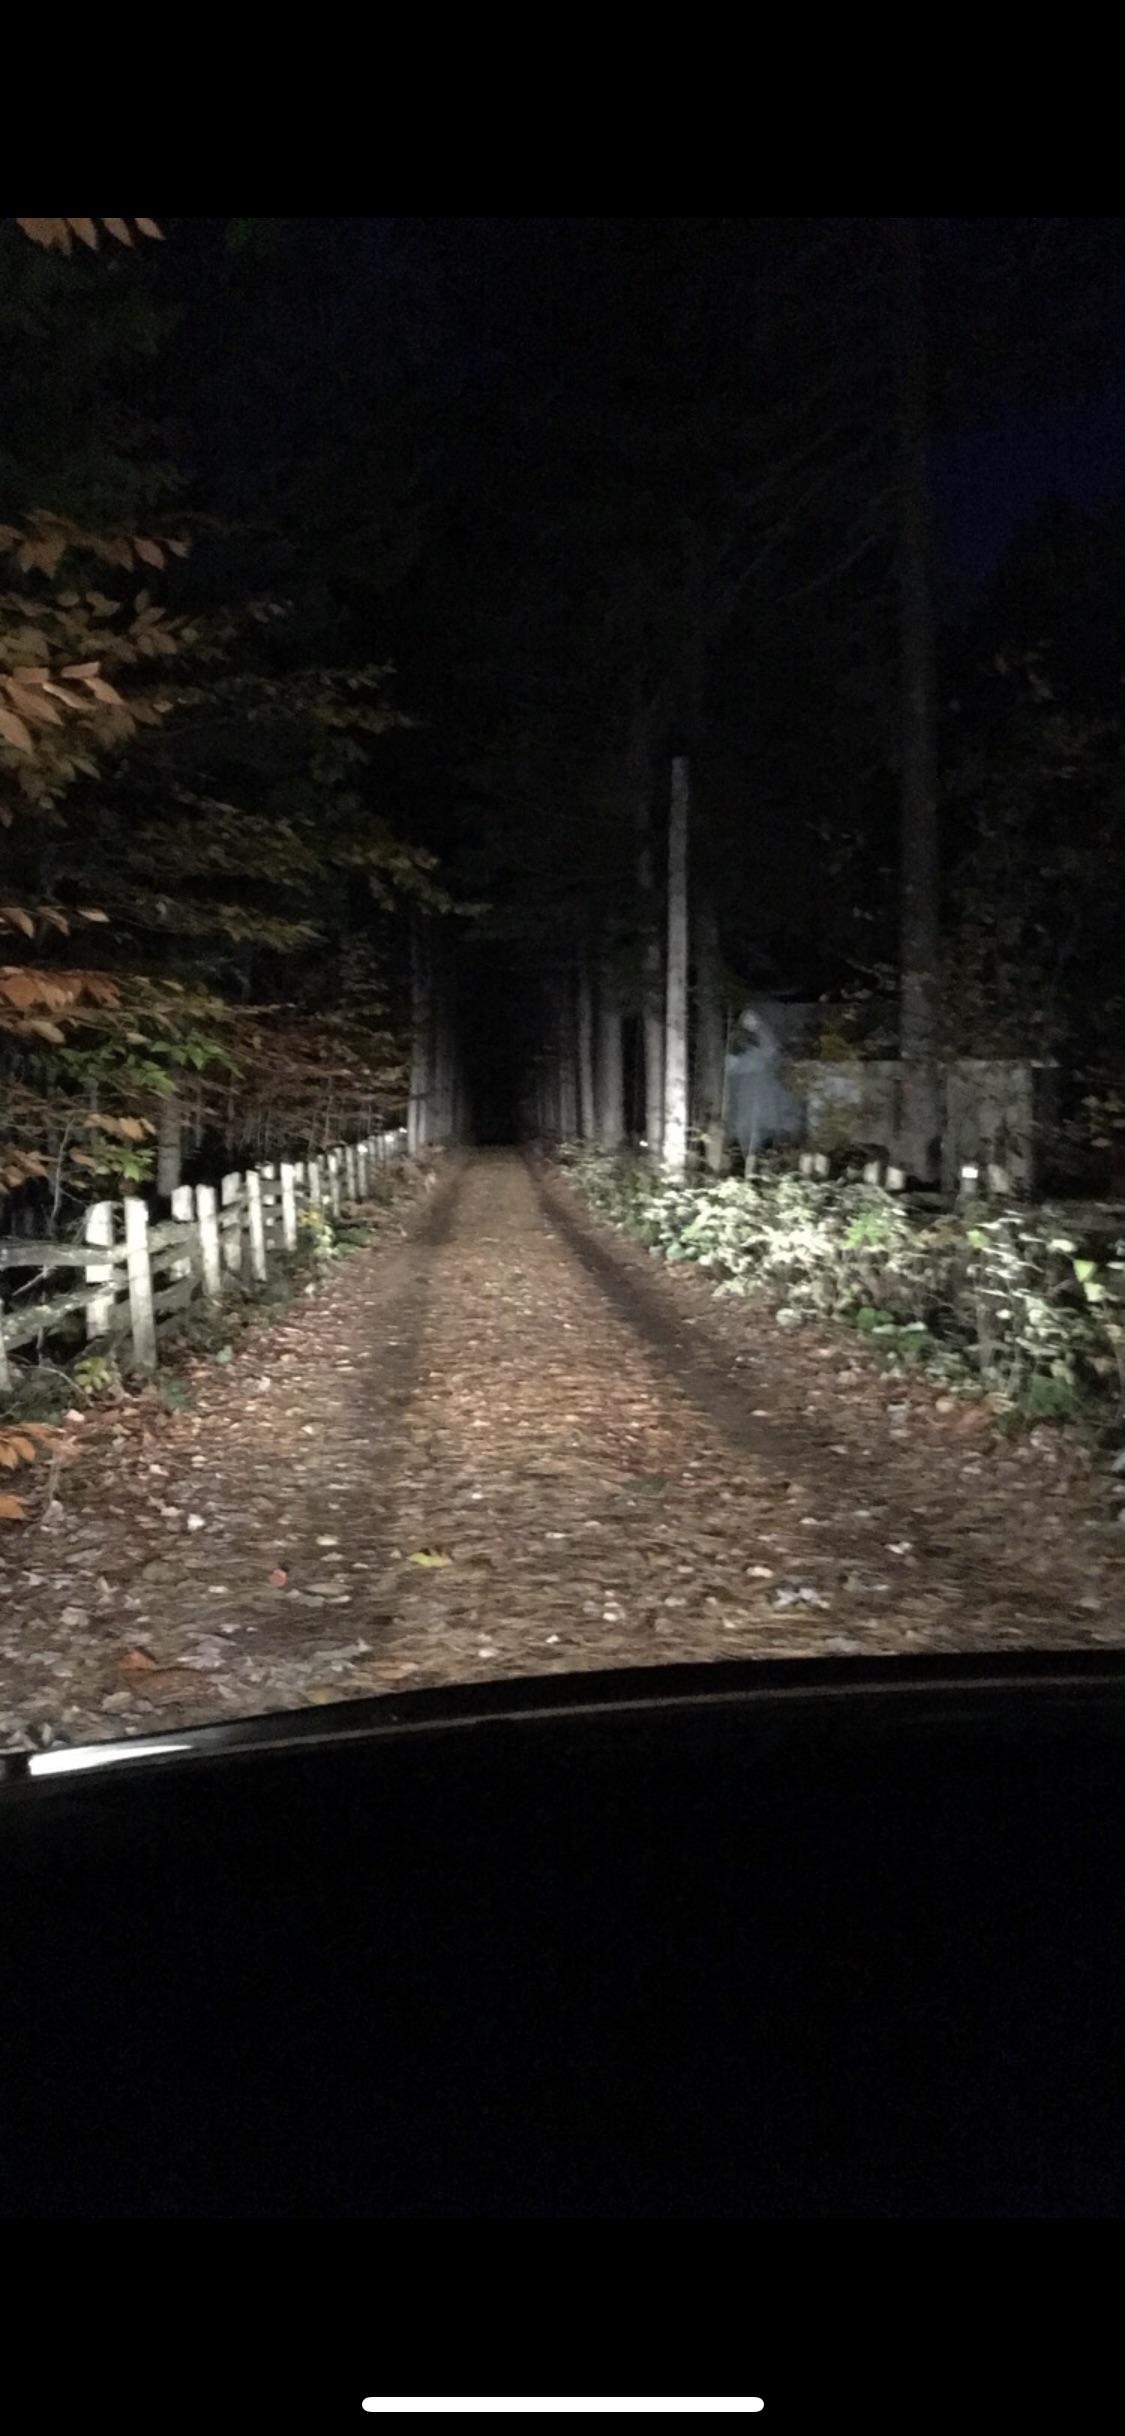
top-left (895, 217), bottom-right (942, 1182)
top-left (694, 885), bottom-right (728, 1172)
top-left (663, 756), bottom-right (690, 1172)
top-left (541, 1032), bottom-right (559, 1141)
top-left (156, 1086), bottom-right (183, 1198)
top-left (408, 917), bottom-right (432, 1154)
top-left (556, 976), bottom-right (578, 1140)
top-left (431, 1010), bottom-right (447, 1145)
top-left (632, 697), bottom-right (664, 1158)
top-left (596, 969), bottom-right (625, 1151)
top-left (643, 995), bottom-right (664, 1154)
top-left (428, 943), bottom-right (444, 1145)
top-left (559, 1061), bottom-right (577, 1142)
top-left (433, 941), bottom-right (456, 1146)
top-left (577, 953), bottom-right (596, 1142)
top-left (440, 959), bottom-right (458, 1143)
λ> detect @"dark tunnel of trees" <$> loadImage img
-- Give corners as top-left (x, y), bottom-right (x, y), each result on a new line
top-left (3, 216), bottom-right (1125, 1207)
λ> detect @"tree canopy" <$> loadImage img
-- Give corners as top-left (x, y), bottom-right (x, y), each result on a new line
top-left (3, 216), bottom-right (1124, 1196)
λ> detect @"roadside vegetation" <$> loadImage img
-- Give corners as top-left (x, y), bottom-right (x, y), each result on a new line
top-left (561, 1146), bottom-right (1125, 1442)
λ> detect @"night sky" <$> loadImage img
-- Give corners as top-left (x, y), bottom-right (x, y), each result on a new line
top-left (934, 376), bottom-right (1125, 607)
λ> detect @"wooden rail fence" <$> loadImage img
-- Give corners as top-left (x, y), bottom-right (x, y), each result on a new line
top-left (0, 1130), bottom-right (408, 1392)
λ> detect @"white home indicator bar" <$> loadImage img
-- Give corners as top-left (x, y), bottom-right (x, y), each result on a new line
top-left (361, 2405), bottom-right (765, 2417)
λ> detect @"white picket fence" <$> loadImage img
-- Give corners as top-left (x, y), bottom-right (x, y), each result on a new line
top-left (0, 1130), bottom-right (408, 1392)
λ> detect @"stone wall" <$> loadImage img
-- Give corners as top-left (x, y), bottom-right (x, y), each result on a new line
top-left (727, 1040), bottom-right (1050, 1191)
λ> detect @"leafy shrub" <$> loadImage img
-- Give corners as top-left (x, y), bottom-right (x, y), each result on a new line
top-left (561, 1149), bottom-right (1125, 1431)
top-left (72, 1351), bottom-right (120, 1399)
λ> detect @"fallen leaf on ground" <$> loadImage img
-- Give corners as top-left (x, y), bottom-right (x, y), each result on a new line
top-left (2, 1153), bottom-right (1123, 1753)
top-left (0, 1435), bottom-right (38, 1469)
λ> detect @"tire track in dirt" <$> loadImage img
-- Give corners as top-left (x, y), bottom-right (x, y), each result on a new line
top-left (536, 1157), bottom-right (1125, 1645)
top-left (2, 1149), bottom-right (1122, 1753)
top-left (0, 1164), bottom-right (467, 1747)
top-left (375, 1154), bottom-right (1121, 1683)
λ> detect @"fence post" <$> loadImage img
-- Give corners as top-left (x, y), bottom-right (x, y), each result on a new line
top-left (327, 1149), bottom-right (342, 1218)
top-left (280, 1161), bottom-right (298, 1252)
top-left (307, 1157), bottom-right (323, 1215)
top-left (196, 1184), bottom-right (223, 1301)
top-left (221, 1171), bottom-right (243, 1275)
top-left (344, 1144), bottom-right (358, 1206)
top-left (245, 1168), bottom-right (268, 1283)
top-left (124, 1195), bottom-right (157, 1371)
top-left (171, 1183), bottom-right (195, 1293)
top-left (260, 1161), bottom-right (278, 1251)
top-left (0, 1317), bottom-right (11, 1394)
top-left (356, 1138), bottom-right (369, 1199)
top-left (84, 1200), bottom-right (117, 1344)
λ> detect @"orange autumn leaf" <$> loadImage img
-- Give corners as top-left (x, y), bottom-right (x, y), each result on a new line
top-left (14, 216), bottom-right (163, 254)
top-left (0, 706), bottom-right (34, 752)
top-left (0, 1433), bottom-right (38, 1469)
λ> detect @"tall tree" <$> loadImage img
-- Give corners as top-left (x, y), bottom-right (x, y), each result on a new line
top-left (596, 964), bottom-right (625, 1151)
top-left (629, 686), bottom-right (664, 1156)
top-left (576, 952), bottom-right (596, 1142)
top-left (693, 884), bottom-right (728, 1171)
top-left (662, 757), bottom-right (690, 1172)
top-left (894, 218), bottom-right (942, 1181)
top-left (1, 218), bottom-right (447, 1207)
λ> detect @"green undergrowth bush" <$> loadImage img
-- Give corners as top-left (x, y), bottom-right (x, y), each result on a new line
top-left (558, 1145), bottom-right (1125, 1436)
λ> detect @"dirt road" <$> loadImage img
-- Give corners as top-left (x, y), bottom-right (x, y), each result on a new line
top-left (2, 1151), bottom-right (1123, 1749)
